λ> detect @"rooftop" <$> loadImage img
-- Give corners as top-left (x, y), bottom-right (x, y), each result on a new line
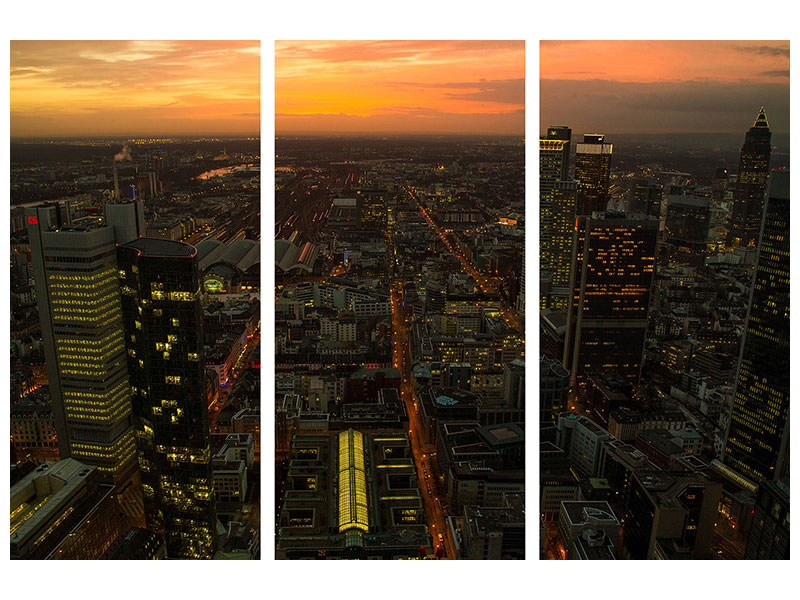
top-left (122, 237), bottom-right (196, 257)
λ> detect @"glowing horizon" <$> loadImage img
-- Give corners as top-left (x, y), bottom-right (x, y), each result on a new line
top-left (541, 40), bottom-right (790, 134)
top-left (276, 40), bottom-right (525, 136)
top-left (11, 40), bottom-right (260, 138)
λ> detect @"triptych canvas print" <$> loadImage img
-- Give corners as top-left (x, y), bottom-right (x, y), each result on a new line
top-left (8, 38), bottom-right (790, 563)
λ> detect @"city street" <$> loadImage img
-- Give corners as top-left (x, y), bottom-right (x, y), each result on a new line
top-left (404, 186), bottom-right (524, 334)
top-left (390, 282), bottom-right (456, 559)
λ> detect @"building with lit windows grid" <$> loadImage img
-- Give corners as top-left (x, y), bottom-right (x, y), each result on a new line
top-left (26, 200), bottom-right (146, 528)
top-left (564, 214), bottom-right (657, 391)
top-left (724, 172), bottom-right (789, 485)
top-left (574, 134), bottom-right (612, 216)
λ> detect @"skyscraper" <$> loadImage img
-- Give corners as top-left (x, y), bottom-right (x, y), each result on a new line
top-left (26, 200), bottom-right (146, 525)
top-left (724, 172), bottom-right (789, 484)
top-left (664, 196), bottom-right (711, 265)
top-left (118, 238), bottom-right (217, 558)
top-left (540, 126), bottom-right (576, 309)
top-left (712, 167), bottom-right (729, 204)
top-left (727, 107), bottom-right (772, 248)
top-left (542, 181), bottom-right (578, 310)
top-left (542, 126), bottom-right (571, 181)
top-left (628, 177), bottom-right (662, 217)
top-left (574, 134), bottom-right (613, 216)
top-left (564, 214), bottom-right (657, 390)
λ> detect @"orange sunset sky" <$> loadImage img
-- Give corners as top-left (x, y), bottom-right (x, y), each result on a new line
top-left (276, 40), bottom-right (525, 136)
top-left (10, 40), bottom-right (260, 138)
top-left (541, 40), bottom-right (790, 134)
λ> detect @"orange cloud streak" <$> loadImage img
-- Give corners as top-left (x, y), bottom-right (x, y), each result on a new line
top-left (541, 40), bottom-right (789, 83)
top-left (276, 40), bottom-right (525, 135)
top-left (11, 40), bottom-right (260, 138)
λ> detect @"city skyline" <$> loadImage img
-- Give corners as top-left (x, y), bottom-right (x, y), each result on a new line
top-left (541, 40), bottom-right (790, 134)
top-left (276, 40), bottom-right (525, 135)
top-left (10, 40), bottom-right (261, 560)
top-left (275, 40), bottom-right (526, 559)
top-left (10, 40), bottom-right (260, 138)
top-left (540, 40), bottom-right (789, 560)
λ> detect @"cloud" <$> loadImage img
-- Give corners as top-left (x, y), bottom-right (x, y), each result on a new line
top-left (760, 69), bottom-right (790, 77)
top-left (737, 44), bottom-right (790, 57)
top-left (277, 40), bottom-right (522, 65)
top-left (10, 41), bottom-right (260, 137)
top-left (395, 78), bottom-right (524, 105)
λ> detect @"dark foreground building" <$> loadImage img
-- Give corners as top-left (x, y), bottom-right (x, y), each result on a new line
top-left (724, 172), bottom-right (790, 484)
top-left (10, 459), bottom-right (129, 559)
top-left (118, 238), bottom-right (216, 559)
top-left (564, 214), bottom-right (658, 390)
top-left (746, 479), bottom-right (789, 559)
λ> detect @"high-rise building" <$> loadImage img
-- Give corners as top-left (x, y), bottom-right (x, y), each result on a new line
top-left (542, 181), bottom-right (578, 310)
top-left (117, 238), bottom-right (217, 559)
top-left (727, 107), bottom-right (772, 248)
top-left (665, 196), bottom-right (711, 265)
top-left (628, 177), bottom-right (662, 217)
top-left (541, 127), bottom-right (571, 182)
top-left (724, 172), bottom-right (789, 484)
top-left (574, 134), bottom-right (612, 216)
top-left (665, 196), bottom-right (711, 245)
top-left (26, 200), bottom-right (146, 525)
top-left (546, 126), bottom-right (571, 176)
top-left (564, 214), bottom-right (657, 390)
top-left (540, 126), bottom-right (577, 310)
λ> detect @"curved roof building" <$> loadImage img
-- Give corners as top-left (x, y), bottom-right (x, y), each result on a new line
top-left (197, 238), bottom-right (260, 273)
top-left (275, 239), bottom-right (318, 273)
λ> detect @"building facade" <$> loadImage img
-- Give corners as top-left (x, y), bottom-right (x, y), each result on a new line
top-left (26, 200), bottom-right (146, 526)
top-left (564, 214), bottom-right (657, 390)
top-left (728, 107), bottom-right (772, 248)
top-left (724, 172), bottom-right (790, 484)
top-left (118, 238), bottom-right (217, 558)
top-left (574, 134), bottom-right (612, 216)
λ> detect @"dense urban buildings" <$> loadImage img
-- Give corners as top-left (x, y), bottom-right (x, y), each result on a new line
top-left (274, 39), bottom-right (525, 561)
top-left (540, 41), bottom-right (790, 560)
top-left (11, 137), bottom-right (261, 559)
top-left (10, 41), bottom-right (261, 560)
top-left (274, 135), bottom-right (525, 560)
